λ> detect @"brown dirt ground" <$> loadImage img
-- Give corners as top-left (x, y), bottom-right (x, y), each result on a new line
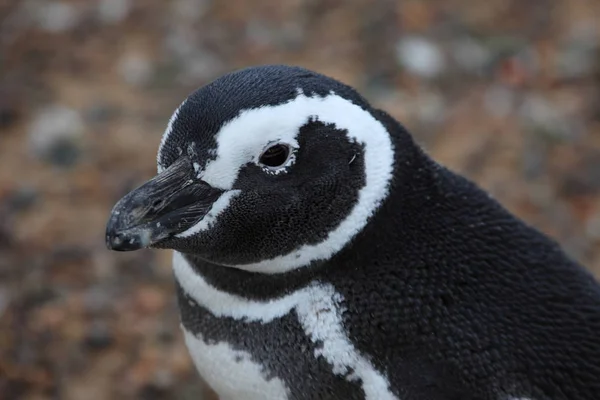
top-left (0, 1), bottom-right (599, 399)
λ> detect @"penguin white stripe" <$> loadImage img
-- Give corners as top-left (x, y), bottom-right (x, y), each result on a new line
top-left (199, 93), bottom-right (394, 273)
top-left (174, 251), bottom-right (301, 322)
top-left (295, 290), bottom-right (398, 400)
top-left (176, 190), bottom-right (241, 238)
top-left (173, 252), bottom-right (399, 400)
top-left (157, 99), bottom-right (187, 173)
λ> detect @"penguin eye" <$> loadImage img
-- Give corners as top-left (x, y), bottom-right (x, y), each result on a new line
top-left (258, 144), bottom-right (292, 169)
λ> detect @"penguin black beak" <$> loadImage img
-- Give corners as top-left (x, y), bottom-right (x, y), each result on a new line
top-left (105, 157), bottom-right (223, 251)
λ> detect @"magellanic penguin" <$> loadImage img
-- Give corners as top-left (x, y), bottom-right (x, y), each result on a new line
top-left (106, 65), bottom-right (600, 400)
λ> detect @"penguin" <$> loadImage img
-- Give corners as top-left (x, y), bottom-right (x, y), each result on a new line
top-left (105, 65), bottom-right (600, 400)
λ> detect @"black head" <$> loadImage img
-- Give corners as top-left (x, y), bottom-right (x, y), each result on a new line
top-left (106, 65), bottom-right (395, 273)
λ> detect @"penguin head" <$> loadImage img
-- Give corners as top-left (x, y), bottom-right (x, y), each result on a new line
top-left (106, 65), bottom-right (395, 273)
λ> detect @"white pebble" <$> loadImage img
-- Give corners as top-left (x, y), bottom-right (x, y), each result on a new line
top-left (36, 1), bottom-right (79, 33)
top-left (97, 0), bottom-right (131, 24)
top-left (416, 91), bottom-right (446, 125)
top-left (172, 0), bottom-right (209, 22)
top-left (28, 105), bottom-right (84, 157)
top-left (452, 37), bottom-right (491, 73)
top-left (484, 85), bottom-right (516, 118)
top-left (396, 36), bottom-right (445, 79)
top-left (118, 52), bottom-right (154, 87)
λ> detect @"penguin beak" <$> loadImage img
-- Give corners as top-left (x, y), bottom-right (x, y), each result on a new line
top-left (105, 157), bottom-right (223, 251)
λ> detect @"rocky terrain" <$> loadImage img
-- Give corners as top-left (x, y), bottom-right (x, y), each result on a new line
top-left (1, 0), bottom-right (599, 399)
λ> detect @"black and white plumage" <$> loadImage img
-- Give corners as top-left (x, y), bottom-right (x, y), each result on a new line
top-left (106, 65), bottom-right (600, 400)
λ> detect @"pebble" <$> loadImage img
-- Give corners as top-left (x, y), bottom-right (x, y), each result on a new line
top-left (0, 90), bottom-right (21, 130)
top-left (558, 19), bottom-right (598, 78)
top-left (135, 286), bottom-right (167, 314)
top-left (451, 37), bottom-right (491, 73)
top-left (83, 285), bottom-right (114, 314)
top-left (415, 90), bottom-right (446, 125)
top-left (556, 40), bottom-right (597, 79)
top-left (28, 105), bottom-right (85, 167)
top-left (138, 384), bottom-right (169, 400)
top-left (97, 0), bottom-right (131, 24)
top-left (118, 52), bottom-right (154, 87)
top-left (245, 19), bottom-right (276, 48)
top-left (85, 100), bottom-right (120, 127)
top-left (179, 52), bottom-right (223, 85)
top-left (483, 84), bottom-right (516, 118)
top-left (153, 368), bottom-right (175, 389)
top-left (519, 94), bottom-right (573, 141)
top-left (83, 319), bottom-right (114, 350)
top-left (559, 153), bottom-right (600, 197)
top-left (0, 287), bottom-right (10, 319)
top-left (586, 210), bottom-right (600, 240)
top-left (164, 26), bottom-right (197, 59)
top-left (35, 1), bottom-right (80, 33)
top-left (395, 36), bottom-right (445, 79)
top-left (172, 0), bottom-right (209, 22)
top-left (5, 186), bottom-right (39, 213)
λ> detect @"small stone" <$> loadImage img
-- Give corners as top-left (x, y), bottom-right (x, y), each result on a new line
top-left (245, 19), bottom-right (275, 48)
top-left (48, 140), bottom-right (81, 166)
top-left (559, 153), bottom-right (600, 197)
top-left (156, 328), bottom-right (175, 344)
top-left (118, 53), bottom-right (154, 87)
top-left (415, 91), bottom-right (446, 125)
top-left (556, 39), bottom-right (597, 79)
top-left (175, 382), bottom-right (213, 400)
top-left (0, 287), bottom-right (10, 318)
top-left (97, 0), bottom-right (131, 24)
top-left (280, 21), bottom-right (305, 49)
top-left (85, 101), bottom-right (120, 126)
top-left (83, 319), bottom-right (114, 350)
top-left (5, 186), bottom-right (39, 212)
top-left (0, 91), bottom-right (21, 130)
top-left (396, 36), bottom-right (445, 79)
top-left (452, 37), bottom-right (491, 73)
top-left (135, 286), bottom-right (167, 314)
top-left (36, 1), bottom-right (80, 33)
top-left (164, 26), bottom-right (197, 59)
top-left (153, 368), bottom-right (174, 390)
top-left (558, 19), bottom-right (598, 79)
top-left (586, 211), bottom-right (600, 240)
top-left (179, 52), bottom-right (223, 85)
top-left (483, 85), bottom-right (515, 118)
top-left (35, 303), bottom-right (68, 331)
top-left (519, 94), bottom-right (577, 141)
top-left (172, 0), bottom-right (209, 22)
top-left (83, 285), bottom-right (113, 314)
top-left (138, 384), bottom-right (168, 400)
top-left (28, 105), bottom-right (85, 167)
top-left (0, 108), bottom-right (18, 130)
top-left (0, 223), bottom-right (10, 249)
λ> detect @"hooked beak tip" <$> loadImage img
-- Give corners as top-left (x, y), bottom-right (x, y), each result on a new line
top-left (104, 157), bottom-right (223, 253)
top-left (105, 226), bottom-right (153, 251)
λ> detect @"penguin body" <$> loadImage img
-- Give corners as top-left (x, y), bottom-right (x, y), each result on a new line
top-left (106, 65), bottom-right (600, 400)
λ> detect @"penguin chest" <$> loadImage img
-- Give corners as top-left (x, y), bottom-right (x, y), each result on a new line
top-left (182, 328), bottom-right (290, 400)
top-left (177, 289), bottom-right (311, 400)
top-left (173, 254), bottom-right (399, 400)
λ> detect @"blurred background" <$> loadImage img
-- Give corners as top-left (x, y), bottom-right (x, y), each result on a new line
top-left (0, 0), bottom-right (599, 399)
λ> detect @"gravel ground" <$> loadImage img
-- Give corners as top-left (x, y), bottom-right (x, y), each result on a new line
top-left (1, 1), bottom-right (599, 399)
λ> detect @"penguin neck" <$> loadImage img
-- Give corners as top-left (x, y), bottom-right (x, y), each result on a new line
top-left (327, 111), bottom-right (447, 270)
top-left (334, 111), bottom-right (547, 281)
